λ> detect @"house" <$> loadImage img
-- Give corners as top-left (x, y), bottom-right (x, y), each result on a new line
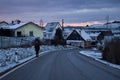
top-left (2, 22), bottom-right (43, 38)
top-left (89, 32), bottom-right (100, 41)
top-left (66, 29), bottom-right (85, 48)
top-left (88, 32), bottom-right (100, 47)
top-left (111, 29), bottom-right (120, 38)
top-left (97, 30), bottom-right (113, 42)
top-left (96, 30), bottom-right (113, 49)
top-left (63, 26), bottom-right (83, 39)
top-left (66, 29), bottom-right (92, 48)
top-left (43, 22), bottom-right (62, 40)
top-left (0, 21), bottom-right (8, 27)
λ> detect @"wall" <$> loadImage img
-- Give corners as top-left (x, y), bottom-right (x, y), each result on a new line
top-left (0, 36), bottom-right (35, 48)
top-left (15, 23), bottom-right (43, 39)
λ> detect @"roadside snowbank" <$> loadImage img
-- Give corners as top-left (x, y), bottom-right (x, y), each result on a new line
top-left (80, 50), bottom-right (120, 70)
top-left (0, 45), bottom-right (70, 73)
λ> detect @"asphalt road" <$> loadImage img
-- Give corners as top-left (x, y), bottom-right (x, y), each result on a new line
top-left (0, 49), bottom-right (120, 80)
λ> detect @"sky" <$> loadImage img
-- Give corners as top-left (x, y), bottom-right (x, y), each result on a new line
top-left (0, 0), bottom-right (120, 26)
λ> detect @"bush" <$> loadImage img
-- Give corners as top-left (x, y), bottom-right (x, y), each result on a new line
top-left (102, 38), bottom-right (120, 64)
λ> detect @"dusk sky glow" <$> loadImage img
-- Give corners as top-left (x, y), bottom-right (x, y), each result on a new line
top-left (0, 0), bottom-right (120, 26)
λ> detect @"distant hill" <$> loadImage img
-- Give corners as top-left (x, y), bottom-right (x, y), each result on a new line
top-left (89, 21), bottom-right (120, 29)
top-left (64, 26), bottom-right (84, 30)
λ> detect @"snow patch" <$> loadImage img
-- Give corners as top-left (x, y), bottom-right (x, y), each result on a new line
top-left (0, 45), bottom-right (73, 73)
top-left (80, 50), bottom-right (120, 70)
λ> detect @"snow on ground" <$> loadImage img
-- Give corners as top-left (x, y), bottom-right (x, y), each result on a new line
top-left (1, 45), bottom-right (119, 74)
top-left (79, 49), bottom-right (120, 70)
top-left (0, 45), bottom-right (71, 74)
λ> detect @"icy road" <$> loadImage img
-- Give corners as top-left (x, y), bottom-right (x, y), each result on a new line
top-left (0, 49), bottom-right (120, 80)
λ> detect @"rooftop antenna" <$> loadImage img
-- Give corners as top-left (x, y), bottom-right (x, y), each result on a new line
top-left (40, 19), bottom-right (44, 27)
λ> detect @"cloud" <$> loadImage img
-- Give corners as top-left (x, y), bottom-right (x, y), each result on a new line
top-left (0, 0), bottom-right (120, 24)
top-left (1, 0), bottom-right (120, 12)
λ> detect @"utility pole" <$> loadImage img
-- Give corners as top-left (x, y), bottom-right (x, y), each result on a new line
top-left (62, 19), bottom-right (64, 31)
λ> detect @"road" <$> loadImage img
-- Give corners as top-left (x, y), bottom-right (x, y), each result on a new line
top-left (0, 49), bottom-right (120, 80)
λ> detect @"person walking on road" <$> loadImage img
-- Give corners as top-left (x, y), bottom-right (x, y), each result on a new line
top-left (34, 38), bottom-right (40, 57)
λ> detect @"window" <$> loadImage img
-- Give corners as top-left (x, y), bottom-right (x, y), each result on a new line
top-left (44, 34), bottom-right (46, 37)
top-left (17, 31), bottom-right (22, 37)
top-left (29, 31), bottom-right (33, 36)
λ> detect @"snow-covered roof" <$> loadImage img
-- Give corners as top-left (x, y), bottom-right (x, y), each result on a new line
top-left (89, 32), bottom-right (100, 37)
top-left (80, 30), bottom-right (92, 41)
top-left (1, 22), bottom-right (28, 29)
top-left (8, 23), bottom-right (27, 29)
top-left (45, 22), bottom-right (61, 32)
top-left (1, 22), bottom-right (41, 30)
top-left (65, 29), bottom-right (78, 40)
top-left (66, 29), bottom-right (92, 41)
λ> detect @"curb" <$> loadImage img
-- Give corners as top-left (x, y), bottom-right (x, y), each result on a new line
top-left (0, 47), bottom-right (75, 78)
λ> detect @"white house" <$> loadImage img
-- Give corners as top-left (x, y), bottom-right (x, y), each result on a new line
top-left (43, 22), bottom-right (62, 40)
top-left (2, 22), bottom-right (43, 38)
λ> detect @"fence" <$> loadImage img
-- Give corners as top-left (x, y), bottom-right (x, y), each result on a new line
top-left (0, 36), bottom-right (35, 48)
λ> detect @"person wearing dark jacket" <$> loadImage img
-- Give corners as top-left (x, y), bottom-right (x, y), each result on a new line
top-left (34, 38), bottom-right (40, 57)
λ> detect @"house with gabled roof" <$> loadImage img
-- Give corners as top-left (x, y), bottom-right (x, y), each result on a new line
top-left (43, 22), bottom-right (62, 40)
top-left (67, 29), bottom-right (84, 40)
top-left (97, 30), bottom-right (113, 42)
top-left (2, 22), bottom-right (43, 38)
top-left (0, 21), bottom-right (8, 28)
top-left (88, 32), bottom-right (100, 47)
top-left (66, 29), bottom-right (92, 48)
top-left (89, 32), bottom-right (100, 41)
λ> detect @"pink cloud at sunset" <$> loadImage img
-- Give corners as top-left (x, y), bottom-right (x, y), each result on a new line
top-left (64, 21), bottom-right (104, 27)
